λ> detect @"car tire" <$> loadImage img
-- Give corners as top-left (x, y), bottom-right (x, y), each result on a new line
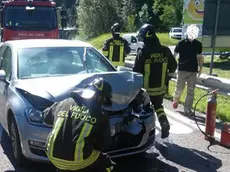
top-left (9, 116), bottom-right (27, 167)
top-left (219, 54), bottom-right (229, 59)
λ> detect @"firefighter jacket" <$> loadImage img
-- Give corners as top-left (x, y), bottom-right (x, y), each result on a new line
top-left (102, 36), bottom-right (131, 66)
top-left (133, 43), bottom-right (177, 97)
top-left (43, 98), bottom-right (112, 171)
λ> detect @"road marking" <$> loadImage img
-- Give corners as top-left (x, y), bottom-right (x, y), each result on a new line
top-left (155, 113), bottom-right (194, 135)
top-left (164, 108), bottom-right (221, 140)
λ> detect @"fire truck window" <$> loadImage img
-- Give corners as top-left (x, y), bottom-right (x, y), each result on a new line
top-left (4, 6), bottom-right (57, 31)
top-left (1, 47), bottom-right (12, 81)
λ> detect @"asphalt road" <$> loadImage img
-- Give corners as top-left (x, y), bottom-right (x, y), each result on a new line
top-left (0, 99), bottom-right (230, 172)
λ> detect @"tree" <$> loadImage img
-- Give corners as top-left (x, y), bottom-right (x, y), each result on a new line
top-left (78, 0), bottom-right (121, 39)
top-left (122, 0), bottom-right (137, 32)
top-left (159, 5), bottom-right (177, 30)
top-left (153, 0), bottom-right (183, 31)
top-left (171, 0), bottom-right (183, 26)
top-left (139, 4), bottom-right (149, 24)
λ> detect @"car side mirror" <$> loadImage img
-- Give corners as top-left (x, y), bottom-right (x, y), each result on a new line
top-left (0, 70), bottom-right (6, 81)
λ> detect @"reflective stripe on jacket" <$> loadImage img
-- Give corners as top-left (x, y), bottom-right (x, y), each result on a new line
top-left (102, 37), bottom-right (131, 66)
top-left (43, 98), bottom-right (112, 170)
top-left (133, 44), bottom-right (177, 97)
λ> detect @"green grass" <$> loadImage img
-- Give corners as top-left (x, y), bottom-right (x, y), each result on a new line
top-left (202, 56), bottom-right (230, 78)
top-left (86, 32), bottom-right (179, 50)
top-left (165, 81), bottom-right (230, 122)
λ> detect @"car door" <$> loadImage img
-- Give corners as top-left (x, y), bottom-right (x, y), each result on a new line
top-left (0, 46), bottom-right (12, 129)
top-left (0, 45), bottom-right (8, 124)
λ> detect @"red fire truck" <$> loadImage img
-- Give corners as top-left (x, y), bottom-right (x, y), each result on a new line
top-left (0, 0), bottom-right (63, 42)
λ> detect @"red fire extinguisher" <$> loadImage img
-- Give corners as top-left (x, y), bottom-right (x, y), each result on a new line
top-left (205, 91), bottom-right (217, 140)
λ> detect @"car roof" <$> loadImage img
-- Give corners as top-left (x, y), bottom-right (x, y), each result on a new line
top-left (171, 27), bottom-right (182, 30)
top-left (123, 33), bottom-right (137, 36)
top-left (3, 39), bottom-right (93, 49)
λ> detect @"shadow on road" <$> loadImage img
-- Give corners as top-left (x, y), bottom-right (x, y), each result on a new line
top-left (0, 128), bottom-right (55, 172)
top-left (114, 152), bottom-right (179, 172)
top-left (1, 125), bottom-right (178, 172)
top-left (177, 111), bottom-right (224, 131)
top-left (155, 141), bottom-right (222, 172)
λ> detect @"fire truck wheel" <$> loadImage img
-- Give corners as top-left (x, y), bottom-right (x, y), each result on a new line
top-left (9, 116), bottom-right (27, 167)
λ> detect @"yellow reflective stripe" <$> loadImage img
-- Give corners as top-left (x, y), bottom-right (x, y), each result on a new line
top-left (119, 45), bottom-right (124, 62)
top-left (157, 112), bottom-right (166, 118)
top-left (156, 108), bottom-right (164, 113)
top-left (147, 89), bottom-right (165, 96)
top-left (109, 45), bottom-right (113, 61)
top-left (161, 63), bottom-right (167, 89)
top-left (46, 119), bottom-right (100, 170)
top-left (144, 63), bottom-right (150, 89)
top-left (75, 123), bottom-right (93, 161)
top-left (103, 50), bottom-right (108, 56)
top-left (112, 61), bottom-right (125, 66)
top-left (106, 165), bottom-right (114, 172)
top-left (49, 150), bottom-right (100, 170)
top-left (144, 62), bottom-right (167, 91)
top-left (147, 87), bottom-right (165, 91)
top-left (50, 117), bottom-right (65, 157)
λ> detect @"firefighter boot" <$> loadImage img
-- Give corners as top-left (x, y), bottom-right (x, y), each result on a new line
top-left (159, 116), bottom-right (170, 139)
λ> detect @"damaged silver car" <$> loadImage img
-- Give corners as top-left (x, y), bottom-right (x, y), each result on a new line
top-left (0, 39), bottom-right (156, 166)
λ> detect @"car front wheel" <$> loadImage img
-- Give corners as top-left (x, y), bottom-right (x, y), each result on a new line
top-left (9, 116), bottom-right (27, 166)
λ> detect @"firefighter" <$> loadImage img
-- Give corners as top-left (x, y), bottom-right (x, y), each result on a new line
top-left (133, 24), bottom-right (177, 138)
top-left (102, 23), bottom-right (131, 67)
top-left (43, 78), bottom-right (115, 172)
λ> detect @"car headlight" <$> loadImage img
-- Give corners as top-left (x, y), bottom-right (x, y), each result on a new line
top-left (25, 108), bottom-right (44, 126)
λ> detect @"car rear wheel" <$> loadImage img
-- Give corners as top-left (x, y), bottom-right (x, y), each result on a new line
top-left (219, 54), bottom-right (229, 59)
top-left (9, 116), bottom-right (27, 166)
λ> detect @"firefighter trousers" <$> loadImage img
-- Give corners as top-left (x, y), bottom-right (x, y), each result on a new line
top-left (56, 153), bottom-right (115, 172)
top-left (150, 96), bottom-right (170, 138)
top-left (150, 96), bottom-right (167, 121)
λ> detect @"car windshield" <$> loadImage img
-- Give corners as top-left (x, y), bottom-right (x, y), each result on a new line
top-left (17, 47), bottom-right (114, 79)
top-left (4, 6), bottom-right (57, 31)
top-left (173, 29), bottom-right (182, 32)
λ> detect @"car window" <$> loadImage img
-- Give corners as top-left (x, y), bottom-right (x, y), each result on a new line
top-left (17, 47), bottom-right (114, 79)
top-left (131, 36), bottom-right (137, 42)
top-left (85, 49), bottom-right (109, 72)
top-left (1, 47), bottom-right (12, 81)
top-left (173, 29), bottom-right (182, 32)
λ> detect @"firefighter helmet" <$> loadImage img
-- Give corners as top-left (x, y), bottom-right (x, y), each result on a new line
top-left (137, 24), bottom-right (156, 41)
top-left (80, 78), bottom-right (112, 106)
top-left (111, 23), bottom-right (121, 35)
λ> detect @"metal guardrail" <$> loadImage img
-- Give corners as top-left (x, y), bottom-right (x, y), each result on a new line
top-left (124, 60), bottom-right (230, 97)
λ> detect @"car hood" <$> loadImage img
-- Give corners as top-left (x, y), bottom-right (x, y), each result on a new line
top-left (13, 71), bottom-right (143, 111)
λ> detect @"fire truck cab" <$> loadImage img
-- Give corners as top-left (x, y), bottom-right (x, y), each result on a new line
top-left (0, 0), bottom-right (64, 42)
